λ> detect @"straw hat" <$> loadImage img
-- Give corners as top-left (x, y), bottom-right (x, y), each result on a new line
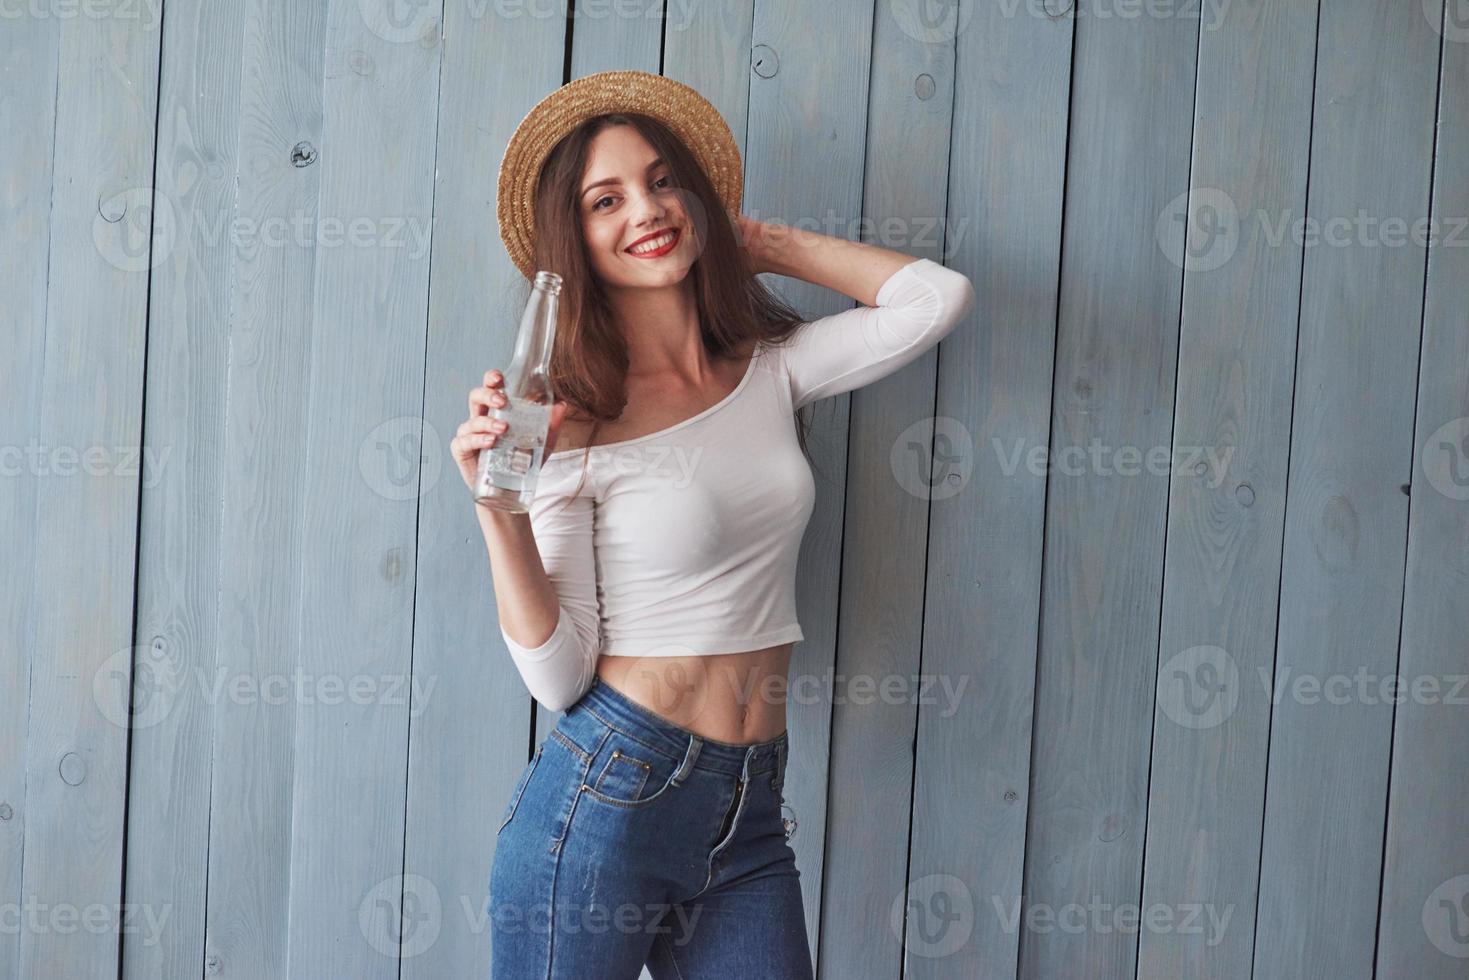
top-left (496, 70), bottom-right (744, 280)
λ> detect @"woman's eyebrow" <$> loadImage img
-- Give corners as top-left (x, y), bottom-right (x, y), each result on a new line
top-left (581, 157), bottom-right (666, 197)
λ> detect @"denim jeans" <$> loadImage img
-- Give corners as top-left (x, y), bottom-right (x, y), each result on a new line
top-left (488, 674), bottom-right (814, 978)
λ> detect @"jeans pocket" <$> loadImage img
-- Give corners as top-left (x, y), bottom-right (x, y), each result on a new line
top-left (580, 731), bottom-right (682, 810)
top-left (497, 742), bottom-right (542, 835)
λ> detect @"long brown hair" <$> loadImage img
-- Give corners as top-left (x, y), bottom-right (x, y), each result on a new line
top-left (525, 112), bottom-right (826, 500)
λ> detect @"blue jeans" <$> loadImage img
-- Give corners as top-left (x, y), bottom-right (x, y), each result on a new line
top-left (488, 674), bottom-right (814, 978)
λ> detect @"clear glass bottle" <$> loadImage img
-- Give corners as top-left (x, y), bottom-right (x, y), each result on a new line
top-left (473, 271), bottom-right (561, 512)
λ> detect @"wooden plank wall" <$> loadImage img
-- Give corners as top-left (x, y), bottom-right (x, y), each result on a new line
top-left (1251, 1), bottom-right (1446, 977)
top-left (0, 10), bottom-right (58, 974)
top-left (5, 1), bottom-right (1465, 978)
top-left (7, 7), bottom-right (165, 980)
top-left (1376, 12), bottom-right (1469, 980)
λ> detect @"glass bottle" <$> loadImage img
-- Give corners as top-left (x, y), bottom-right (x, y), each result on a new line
top-left (472, 270), bottom-right (561, 512)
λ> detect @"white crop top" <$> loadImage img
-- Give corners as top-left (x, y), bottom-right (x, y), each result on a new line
top-left (498, 257), bottom-right (975, 710)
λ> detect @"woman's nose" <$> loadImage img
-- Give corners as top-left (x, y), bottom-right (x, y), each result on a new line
top-left (627, 187), bottom-right (668, 223)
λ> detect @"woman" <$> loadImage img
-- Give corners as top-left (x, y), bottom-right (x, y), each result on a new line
top-left (453, 71), bottom-right (974, 979)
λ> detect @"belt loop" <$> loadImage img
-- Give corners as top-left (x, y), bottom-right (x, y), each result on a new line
top-left (771, 738), bottom-right (785, 790)
top-left (671, 734), bottom-right (702, 786)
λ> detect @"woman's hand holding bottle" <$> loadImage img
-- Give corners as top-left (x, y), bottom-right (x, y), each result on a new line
top-left (452, 368), bottom-right (568, 494)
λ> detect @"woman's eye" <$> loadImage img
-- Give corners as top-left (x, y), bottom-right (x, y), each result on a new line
top-left (592, 177), bottom-right (672, 212)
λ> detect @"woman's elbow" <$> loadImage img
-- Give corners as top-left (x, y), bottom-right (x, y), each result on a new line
top-left (942, 269), bottom-right (977, 327)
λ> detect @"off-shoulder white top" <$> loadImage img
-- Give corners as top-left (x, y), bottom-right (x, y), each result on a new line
top-left (499, 257), bottom-right (976, 710)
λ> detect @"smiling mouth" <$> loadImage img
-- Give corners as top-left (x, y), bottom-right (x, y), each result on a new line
top-left (626, 228), bottom-right (680, 257)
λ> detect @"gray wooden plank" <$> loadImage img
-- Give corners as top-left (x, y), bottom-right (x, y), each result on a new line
top-left (818, 6), bottom-right (964, 978)
top-left (1135, 1), bottom-right (1317, 978)
top-left (282, 2), bottom-right (444, 975)
top-left (0, 15), bottom-right (59, 980)
top-left (570, 0), bottom-right (664, 78)
top-left (16, 10), bottom-right (164, 979)
top-left (1375, 14), bottom-right (1469, 976)
top-left (1020, 2), bottom-right (1201, 977)
top-left (406, 2), bottom-right (567, 976)
top-left (663, 0), bottom-right (754, 156)
top-left (207, 2), bottom-right (330, 978)
top-left (123, 0), bottom-right (251, 977)
top-left (739, 2), bottom-right (880, 972)
top-left (1250, 1), bottom-right (1444, 977)
top-left (903, 3), bottom-right (1072, 978)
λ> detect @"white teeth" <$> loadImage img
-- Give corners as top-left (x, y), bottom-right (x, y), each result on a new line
top-left (629, 230), bottom-right (676, 254)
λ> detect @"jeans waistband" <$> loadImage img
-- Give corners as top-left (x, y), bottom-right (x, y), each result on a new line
top-left (574, 675), bottom-right (787, 782)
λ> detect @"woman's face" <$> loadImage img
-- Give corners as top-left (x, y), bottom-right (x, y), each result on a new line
top-left (577, 124), bottom-right (697, 289)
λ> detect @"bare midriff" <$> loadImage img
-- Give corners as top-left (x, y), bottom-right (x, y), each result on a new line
top-left (595, 642), bottom-right (793, 745)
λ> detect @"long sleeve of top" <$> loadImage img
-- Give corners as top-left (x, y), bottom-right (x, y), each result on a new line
top-left (497, 459), bottom-right (602, 713)
top-left (498, 256), bottom-right (975, 712)
top-left (772, 256), bottom-right (976, 409)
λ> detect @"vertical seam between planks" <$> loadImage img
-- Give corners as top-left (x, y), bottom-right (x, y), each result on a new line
top-left (893, 6), bottom-right (966, 978)
top-left (1247, 2), bottom-right (1325, 977)
top-left (1368, 4), bottom-right (1450, 975)
top-left (814, 1), bottom-right (882, 974)
top-left (119, 5), bottom-right (173, 978)
top-left (1130, 6), bottom-right (1206, 979)
top-left (1018, 5), bottom-right (1081, 978)
top-left (398, 4), bottom-right (453, 978)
